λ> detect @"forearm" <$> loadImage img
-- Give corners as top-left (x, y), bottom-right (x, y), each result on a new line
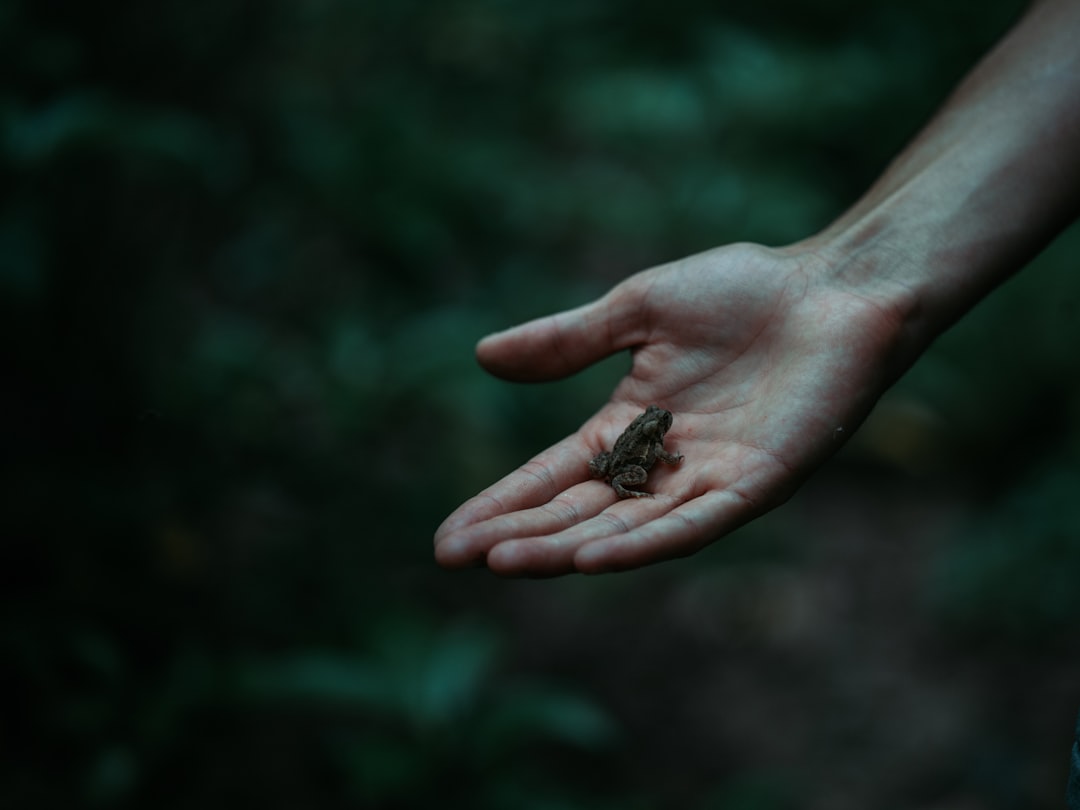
top-left (802, 0), bottom-right (1080, 361)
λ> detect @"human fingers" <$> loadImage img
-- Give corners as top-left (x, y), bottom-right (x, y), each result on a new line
top-left (482, 447), bottom-right (788, 576)
top-left (483, 494), bottom-right (682, 577)
top-left (434, 482), bottom-right (620, 571)
top-left (570, 488), bottom-right (760, 573)
top-left (476, 288), bottom-right (647, 383)
top-left (433, 432), bottom-right (596, 563)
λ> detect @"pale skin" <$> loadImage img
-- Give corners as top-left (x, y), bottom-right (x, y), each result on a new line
top-left (434, 0), bottom-right (1080, 577)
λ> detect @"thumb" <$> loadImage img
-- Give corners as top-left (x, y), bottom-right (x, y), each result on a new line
top-left (477, 291), bottom-right (642, 382)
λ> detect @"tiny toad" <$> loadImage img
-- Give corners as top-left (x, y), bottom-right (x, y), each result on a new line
top-left (589, 405), bottom-right (683, 498)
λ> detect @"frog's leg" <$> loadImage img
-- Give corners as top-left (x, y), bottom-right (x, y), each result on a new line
top-left (588, 451), bottom-right (612, 479)
top-left (611, 465), bottom-right (650, 498)
top-left (654, 445), bottom-right (683, 466)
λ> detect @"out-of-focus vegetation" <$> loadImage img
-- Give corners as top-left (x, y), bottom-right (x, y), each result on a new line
top-left (3, 0), bottom-right (1079, 807)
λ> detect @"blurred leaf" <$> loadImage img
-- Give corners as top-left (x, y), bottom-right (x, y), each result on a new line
top-left (362, 614), bottom-right (503, 731)
top-left (3, 92), bottom-right (240, 186)
top-left (478, 684), bottom-right (619, 758)
top-left (561, 68), bottom-right (709, 141)
top-left (232, 651), bottom-right (384, 706)
top-left (416, 619), bottom-right (503, 727)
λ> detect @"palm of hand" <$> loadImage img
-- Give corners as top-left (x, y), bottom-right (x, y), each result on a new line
top-left (435, 244), bottom-right (904, 576)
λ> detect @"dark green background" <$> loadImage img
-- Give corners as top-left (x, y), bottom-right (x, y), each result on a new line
top-left (4, 0), bottom-right (1079, 807)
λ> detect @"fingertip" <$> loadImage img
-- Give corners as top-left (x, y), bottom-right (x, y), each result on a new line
top-left (487, 539), bottom-right (578, 578)
top-left (475, 327), bottom-right (531, 380)
top-left (573, 530), bottom-right (686, 575)
top-left (475, 301), bottom-right (618, 383)
top-left (475, 329), bottom-right (505, 359)
top-left (433, 531), bottom-right (486, 570)
top-left (433, 510), bottom-right (471, 545)
top-left (486, 539), bottom-right (545, 577)
top-left (484, 540), bottom-right (526, 576)
top-left (573, 543), bottom-right (621, 575)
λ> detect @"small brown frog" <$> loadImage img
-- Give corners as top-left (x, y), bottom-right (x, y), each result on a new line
top-left (589, 405), bottom-right (683, 498)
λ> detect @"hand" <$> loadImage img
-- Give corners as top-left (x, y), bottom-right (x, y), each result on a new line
top-left (434, 242), bottom-right (913, 576)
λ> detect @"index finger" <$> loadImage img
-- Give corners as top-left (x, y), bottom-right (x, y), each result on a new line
top-left (433, 431), bottom-right (594, 545)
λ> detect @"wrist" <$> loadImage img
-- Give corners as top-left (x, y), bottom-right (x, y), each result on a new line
top-left (779, 217), bottom-right (939, 383)
top-left (786, 0), bottom-right (1080, 372)
top-left (788, 164), bottom-right (1041, 372)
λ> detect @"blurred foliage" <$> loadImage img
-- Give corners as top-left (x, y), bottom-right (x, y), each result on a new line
top-left (3, 0), bottom-right (1079, 807)
top-left (231, 615), bottom-right (620, 808)
top-left (929, 463), bottom-right (1080, 643)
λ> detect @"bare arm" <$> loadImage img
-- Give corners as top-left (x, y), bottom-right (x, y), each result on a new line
top-left (434, 0), bottom-right (1080, 576)
top-left (809, 0), bottom-right (1080, 355)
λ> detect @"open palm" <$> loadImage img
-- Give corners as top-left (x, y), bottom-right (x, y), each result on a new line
top-left (434, 242), bottom-right (912, 576)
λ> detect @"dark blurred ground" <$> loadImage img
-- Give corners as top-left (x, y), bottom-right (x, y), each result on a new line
top-left (3, 0), bottom-right (1079, 808)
